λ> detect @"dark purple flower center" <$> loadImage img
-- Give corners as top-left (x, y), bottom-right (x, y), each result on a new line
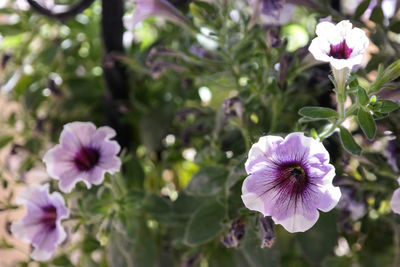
top-left (329, 40), bottom-right (353, 59)
top-left (275, 163), bottom-right (309, 195)
top-left (41, 205), bottom-right (57, 229)
top-left (74, 147), bottom-right (100, 171)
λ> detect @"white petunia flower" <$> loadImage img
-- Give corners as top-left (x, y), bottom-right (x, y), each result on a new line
top-left (308, 20), bottom-right (369, 71)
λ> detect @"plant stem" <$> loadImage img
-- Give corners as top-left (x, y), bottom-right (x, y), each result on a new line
top-left (318, 67), bottom-right (352, 141)
top-left (318, 121), bottom-right (339, 141)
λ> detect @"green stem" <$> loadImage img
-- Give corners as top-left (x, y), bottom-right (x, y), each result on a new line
top-left (318, 121), bottom-right (339, 141)
top-left (318, 67), bottom-right (352, 140)
top-left (270, 100), bottom-right (281, 133)
top-left (319, 99), bottom-right (359, 141)
top-left (241, 127), bottom-right (251, 152)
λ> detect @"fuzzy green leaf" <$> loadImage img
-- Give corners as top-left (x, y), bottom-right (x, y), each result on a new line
top-left (184, 199), bottom-right (226, 245)
top-left (357, 108), bottom-right (376, 140)
top-left (375, 100), bottom-right (399, 113)
top-left (299, 107), bottom-right (339, 119)
top-left (354, 0), bottom-right (371, 19)
top-left (0, 136), bottom-right (13, 149)
top-left (357, 87), bottom-right (369, 106)
top-left (339, 127), bottom-right (362, 155)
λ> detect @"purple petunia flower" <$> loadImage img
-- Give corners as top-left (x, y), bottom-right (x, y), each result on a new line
top-left (10, 183), bottom-right (69, 261)
top-left (124, 0), bottom-right (187, 31)
top-left (241, 132), bottom-right (341, 233)
top-left (43, 122), bottom-right (121, 193)
top-left (248, 0), bottom-right (295, 27)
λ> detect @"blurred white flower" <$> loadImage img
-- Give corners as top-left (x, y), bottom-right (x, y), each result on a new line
top-left (341, 0), bottom-right (396, 26)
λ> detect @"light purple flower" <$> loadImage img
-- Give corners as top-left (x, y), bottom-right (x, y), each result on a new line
top-left (43, 122), bottom-right (121, 193)
top-left (124, 0), bottom-right (187, 31)
top-left (241, 132), bottom-right (341, 233)
top-left (308, 20), bottom-right (369, 70)
top-left (248, 0), bottom-right (295, 27)
top-left (10, 183), bottom-right (69, 261)
top-left (390, 178), bottom-right (400, 214)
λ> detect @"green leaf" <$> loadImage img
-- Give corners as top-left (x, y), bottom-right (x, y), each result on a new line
top-left (347, 74), bottom-right (358, 88)
top-left (296, 212), bottom-right (338, 264)
top-left (358, 218), bottom-right (396, 267)
top-left (354, 0), bottom-right (371, 20)
top-left (370, 6), bottom-right (384, 25)
top-left (357, 87), bottom-right (369, 106)
top-left (323, 256), bottom-right (353, 267)
top-left (0, 237), bottom-right (14, 249)
top-left (375, 100), bottom-right (399, 113)
top-left (52, 255), bottom-right (73, 266)
top-left (226, 156), bottom-right (247, 190)
top-left (0, 136), bottom-right (13, 149)
top-left (357, 108), bottom-right (376, 140)
top-left (186, 167), bottom-right (228, 196)
top-left (0, 23), bottom-right (25, 36)
top-left (184, 199), bottom-right (226, 245)
top-left (389, 21), bottom-right (400, 33)
top-left (208, 246), bottom-right (236, 267)
top-left (141, 194), bottom-right (172, 222)
top-left (298, 107), bottom-right (339, 119)
top-left (124, 155), bottom-right (145, 190)
top-left (108, 218), bottom-right (158, 267)
top-left (339, 127), bottom-right (362, 155)
top-left (236, 222), bottom-right (279, 266)
top-left (82, 237), bottom-right (101, 253)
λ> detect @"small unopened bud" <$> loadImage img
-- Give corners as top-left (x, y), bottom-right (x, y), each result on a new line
top-left (370, 60), bottom-right (400, 93)
top-left (260, 216), bottom-right (275, 248)
top-left (1, 53), bottom-right (11, 69)
top-left (47, 79), bottom-right (63, 97)
top-left (221, 218), bottom-right (246, 248)
top-left (266, 26), bottom-right (282, 48)
top-left (381, 60), bottom-right (400, 85)
top-left (223, 97), bottom-right (243, 121)
top-left (183, 253), bottom-right (201, 267)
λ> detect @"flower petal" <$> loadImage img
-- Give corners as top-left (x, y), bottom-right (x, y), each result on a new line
top-left (86, 166), bottom-right (107, 185)
top-left (30, 226), bottom-right (65, 261)
top-left (391, 188), bottom-right (400, 214)
top-left (272, 206), bottom-right (319, 233)
top-left (15, 184), bottom-right (51, 207)
top-left (43, 145), bottom-right (75, 181)
top-left (245, 135), bottom-right (283, 173)
top-left (63, 121), bottom-right (96, 147)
